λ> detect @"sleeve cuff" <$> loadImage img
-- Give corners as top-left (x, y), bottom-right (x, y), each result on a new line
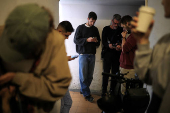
top-left (137, 43), bottom-right (150, 51)
top-left (11, 72), bottom-right (28, 86)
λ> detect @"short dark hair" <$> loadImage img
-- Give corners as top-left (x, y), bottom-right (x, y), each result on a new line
top-left (57, 21), bottom-right (74, 32)
top-left (121, 15), bottom-right (132, 25)
top-left (112, 14), bottom-right (121, 21)
top-left (88, 11), bottom-right (97, 20)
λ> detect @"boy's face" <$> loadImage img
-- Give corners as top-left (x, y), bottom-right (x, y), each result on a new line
top-left (162, 0), bottom-right (170, 18)
top-left (57, 29), bottom-right (72, 39)
top-left (62, 32), bottom-right (72, 39)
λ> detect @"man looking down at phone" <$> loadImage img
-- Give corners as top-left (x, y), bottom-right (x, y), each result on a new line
top-left (56, 21), bottom-right (75, 61)
top-left (74, 11), bottom-right (101, 102)
top-left (119, 15), bottom-right (137, 95)
top-left (101, 14), bottom-right (123, 97)
top-left (56, 21), bottom-right (75, 113)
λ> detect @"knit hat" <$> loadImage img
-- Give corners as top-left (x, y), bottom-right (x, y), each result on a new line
top-left (0, 4), bottom-right (50, 62)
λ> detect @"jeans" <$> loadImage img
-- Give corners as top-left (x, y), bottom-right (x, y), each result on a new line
top-left (60, 90), bottom-right (72, 113)
top-left (79, 54), bottom-right (95, 97)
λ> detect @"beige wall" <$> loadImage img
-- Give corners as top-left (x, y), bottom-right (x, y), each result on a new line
top-left (0, 0), bottom-right (59, 27)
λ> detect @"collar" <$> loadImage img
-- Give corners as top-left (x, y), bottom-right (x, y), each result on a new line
top-left (85, 23), bottom-right (90, 27)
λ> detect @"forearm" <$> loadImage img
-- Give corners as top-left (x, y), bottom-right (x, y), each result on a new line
top-left (12, 72), bottom-right (71, 101)
top-left (122, 37), bottom-right (126, 46)
top-left (137, 38), bottom-right (149, 45)
top-left (102, 41), bottom-right (109, 48)
top-left (74, 37), bottom-right (87, 46)
top-left (96, 37), bottom-right (100, 47)
top-left (134, 43), bottom-right (152, 84)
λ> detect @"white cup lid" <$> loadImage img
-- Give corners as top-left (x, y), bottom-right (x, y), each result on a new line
top-left (139, 6), bottom-right (156, 15)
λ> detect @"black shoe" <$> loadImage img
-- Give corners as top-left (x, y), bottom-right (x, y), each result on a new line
top-left (101, 89), bottom-right (107, 98)
top-left (85, 95), bottom-right (94, 102)
top-left (102, 87), bottom-right (107, 97)
top-left (109, 89), bottom-right (114, 95)
top-left (80, 91), bottom-right (83, 94)
top-left (101, 93), bottom-right (106, 98)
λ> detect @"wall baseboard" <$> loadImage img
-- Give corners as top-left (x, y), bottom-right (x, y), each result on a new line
top-left (69, 89), bottom-right (101, 96)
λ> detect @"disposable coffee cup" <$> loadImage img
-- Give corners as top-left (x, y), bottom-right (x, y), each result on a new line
top-left (136, 6), bottom-right (155, 33)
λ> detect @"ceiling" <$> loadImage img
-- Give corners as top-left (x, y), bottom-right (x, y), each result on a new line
top-left (60, 0), bottom-right (145, 6)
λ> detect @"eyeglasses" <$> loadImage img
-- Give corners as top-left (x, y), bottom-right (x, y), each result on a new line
top-left (113, 22), bottom-right (119, 25)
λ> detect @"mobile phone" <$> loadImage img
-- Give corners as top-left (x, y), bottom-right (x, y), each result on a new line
top-left (112, 44), bottom-right (117, 47)
top-left (71, 55), bottom-right (79, 59)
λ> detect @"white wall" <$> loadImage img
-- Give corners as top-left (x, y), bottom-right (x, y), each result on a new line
top-left (148, 0), bottom-right (170, 48)
top-left (0, 0), bottom-right (59, 27)
top-left (60, 3), bottom-right (144, 92)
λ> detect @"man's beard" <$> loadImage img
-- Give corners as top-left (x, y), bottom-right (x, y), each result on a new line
top-left (114, 26), bottom-right (118, 29)
top-left (88, 22), bottom-right (92, 27)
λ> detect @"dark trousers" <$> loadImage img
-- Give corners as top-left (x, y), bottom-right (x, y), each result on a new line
top-left (102, 52), bottom-right (120, 95)
top-left (147, 92), bottom-right (162, 113)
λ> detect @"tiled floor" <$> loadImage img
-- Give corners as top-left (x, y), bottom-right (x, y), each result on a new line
top-left (69, 91), bottom-right (102, 113)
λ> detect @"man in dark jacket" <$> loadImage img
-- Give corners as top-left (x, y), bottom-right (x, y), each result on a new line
top-left (101, 14), bottom-right (123, 97)
top-left (74, 11), bottom-right (100, 102)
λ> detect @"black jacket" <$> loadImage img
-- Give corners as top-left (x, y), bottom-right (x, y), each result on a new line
top-left (74, 24), bottom-right (100, 54)
top-left (102, 26), bottom-right (123, 53)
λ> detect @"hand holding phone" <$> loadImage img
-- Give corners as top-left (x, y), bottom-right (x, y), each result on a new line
top-left (71, 55), bottom-right (79, 59)
top-left (92, 37), bottom-right (98, 42)
top-left (87, 37), bottom-right (98, 42)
